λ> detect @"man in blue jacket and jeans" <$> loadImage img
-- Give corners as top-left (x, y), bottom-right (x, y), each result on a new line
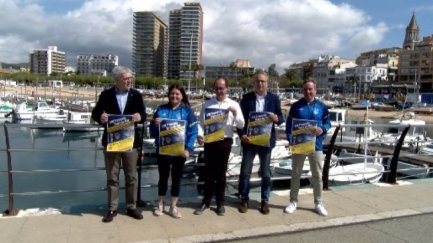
top-left (285, 77), bottom-right (331, 216)
top-left (237, 71), bottom-right (284, 215)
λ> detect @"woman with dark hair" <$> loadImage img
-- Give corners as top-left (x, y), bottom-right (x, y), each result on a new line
top-left (149, 84), bottom-right (198, 218)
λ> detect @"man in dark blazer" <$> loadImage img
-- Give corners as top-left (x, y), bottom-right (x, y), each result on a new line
top-left (92, 66), bottom-right (146, 223)
top-left (237, 71), bottom-right (284, 215)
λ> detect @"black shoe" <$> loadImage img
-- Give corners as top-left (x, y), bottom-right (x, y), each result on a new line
top-left (102, 210), bottom-right (117, 223)
top-left (194, 203), bottom-right (209, 215)
top-left (126, 208), bottom-right (143, 220)
top-left (216, 204), bottom-right (225, 216)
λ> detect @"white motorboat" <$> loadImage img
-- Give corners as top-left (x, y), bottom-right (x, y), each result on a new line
top-left (273, 154), bottom-right (338, 176)
top-left (322, 111), bottom-right (385, 185)
top-left (378, 112), bottom-right (432, 150)
top-left (12, 101), bottom-right (64, 120)
top-left (226, 142), bottom-right (291, 177)
top-left (326, 162), bottom-right (384, 185)
top-left (33, 112), bottom-right (69, 124)
top-left (327, 108), bottom-right (347, 134)
top-left (63, 111), bottom-right (103, 132)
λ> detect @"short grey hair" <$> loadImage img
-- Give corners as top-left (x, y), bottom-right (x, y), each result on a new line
top-left (253, 71), bottom-right (269, 82)
top-left (112, 66), bottom-right (132, 80)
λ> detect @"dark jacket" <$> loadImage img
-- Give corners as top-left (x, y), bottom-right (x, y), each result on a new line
top-left (149, 103), bottom-right (198, 157)
top-left (286, 98), bottom-right (331, 151)
top-left (237, 92), bottom-right (284, 148)
top-left (91, 86), bottom-right (146, 148)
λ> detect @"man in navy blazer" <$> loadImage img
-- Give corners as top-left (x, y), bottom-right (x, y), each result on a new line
top-left (92, 66), bottom-right (146, 223)
top-left (237, 71), bottom-right (284, 215)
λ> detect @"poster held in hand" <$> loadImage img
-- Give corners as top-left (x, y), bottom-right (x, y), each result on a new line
top-left (290, 118), bottom-right (317, 154)
top-left (107, 115), bottom-right (135, 152)
top-left (203, 108), bottom-right (229, 143)
top-left (159, 119), bottom-right (186, 156)
top-left (247, 112), bottom-right (273, 147)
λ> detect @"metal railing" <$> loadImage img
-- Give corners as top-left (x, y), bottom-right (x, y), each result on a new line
top-left (1, 122), bottom-right (432, 216)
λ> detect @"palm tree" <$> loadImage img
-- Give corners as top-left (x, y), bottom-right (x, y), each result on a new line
top-left (346, 74), bottom-right (360, 100)
top-left (181, 65), bottom-right (189, 87)
top-left (229, 61), bottom-right (238, 85)
top-left (191, 62), bottom-right (204, 89)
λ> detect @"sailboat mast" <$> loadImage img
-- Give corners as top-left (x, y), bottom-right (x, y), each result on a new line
top-left (364, 106), bottom-right (369, 168)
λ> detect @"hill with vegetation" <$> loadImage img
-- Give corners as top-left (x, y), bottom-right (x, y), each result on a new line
top-left (0, 62), bottom-right (29, 69)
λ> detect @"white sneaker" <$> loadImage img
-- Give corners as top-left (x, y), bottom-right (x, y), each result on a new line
top-left (169, 206), bottom-right (181, 219)
top-left (153, 203), bottom-right (164, 216)
top-left (284, 202), bottom-right (297, 214)
top-left (315, 203), bottom-right (328, 216)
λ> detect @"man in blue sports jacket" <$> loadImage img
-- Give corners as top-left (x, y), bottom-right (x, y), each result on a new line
top-left (285, 77), bottom-right (331, 216)
top-left (237, 71), bottom-right (284, 215)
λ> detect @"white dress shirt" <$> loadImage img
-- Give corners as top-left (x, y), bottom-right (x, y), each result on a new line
top-left (255, 92), bottom-right (266, 112)
top-left (198, 97), bottom-right (245, 139)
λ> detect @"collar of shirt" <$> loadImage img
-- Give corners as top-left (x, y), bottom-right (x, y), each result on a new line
top-left (115, 86), bottom-right (129, 95)
top-left (211, 97), bottom-right (230, 106)
top-left (255, 92), bottom-right (266, 100)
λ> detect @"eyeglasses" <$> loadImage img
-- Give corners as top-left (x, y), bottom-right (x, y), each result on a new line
top-left (214, 86), bottom-right (226, 90)
top-left (123, 77), bottom-right (133, 81)
top-left (255, 80), bottom-right (267, 84)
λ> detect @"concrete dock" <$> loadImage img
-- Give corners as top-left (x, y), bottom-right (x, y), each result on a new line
top-left (1, 179), bottom-right (432, 243)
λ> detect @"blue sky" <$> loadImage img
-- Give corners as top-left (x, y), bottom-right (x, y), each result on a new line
top-left (332, 0), bottom-right (433, 49)
top-left (29, 0), bottom-right (86, 15)
top-left (1, 0), bottom-right (433, 70)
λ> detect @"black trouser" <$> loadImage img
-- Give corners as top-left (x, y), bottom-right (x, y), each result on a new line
top-left (157, 155), bottom-right (186, 197)
top-left (202, 138), bottom-right (233, 205)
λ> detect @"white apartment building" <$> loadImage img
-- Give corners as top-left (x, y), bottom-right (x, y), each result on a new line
top-left (312, 55), bottom-right (355, 90)
top-left (345, 64), bottom-right (388, 92)
top-left (168, 2), bottom-right (204, 83)
top-left (356, 47), bottom-right (401, 82)
top-left (329, 62), bottom-right (357, 87)
top-left (30, 46), bottom-right (66, 75)
top-left (76, 54), bottom-right (118, 76)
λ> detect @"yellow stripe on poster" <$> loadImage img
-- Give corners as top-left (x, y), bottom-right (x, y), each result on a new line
top-left (249, 118), bottom-right (272, 127)
top-left (289, 141), bottom-right (315, 154)
top-left (204, 114), bottom-right (228, 125)
top-left (291, 127), bottom-right (316, 136)
top-left (204, 129), bottom-right (225, 143)
top-left (159, 126), bottom-right (185, 136)
top-left (248, 134), bottom-right (271, 146)
top-left (107, 137), bottom-right (134, 152)
top-left (107, 121), bottom-right (134, 133)
top-left (160, 143), bottom-right (184, 155)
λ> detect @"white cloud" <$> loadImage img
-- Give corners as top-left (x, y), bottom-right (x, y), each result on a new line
top-left (0, 0), bottom-right (389, 71)
top-left (348, 22), bottom-right (389, 52)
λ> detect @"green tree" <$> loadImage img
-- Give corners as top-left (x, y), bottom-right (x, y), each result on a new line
top-left (283, 68), bottom-right (297, 81)
top-left (229, 61), bottom-right (238, 85)
top-left (267, 64), bottom-right (279, 79)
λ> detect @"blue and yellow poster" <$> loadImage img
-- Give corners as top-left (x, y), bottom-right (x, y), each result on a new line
top-left (247, 112), bottom-right (273, 147)
top-left (159, 119), bottom-right (186, 156)
top-left (204, 108), bottom-right (229, 143)
top-left (107, 115), bottom-right (134, 152)
top-left (290, 119), bottom-right (317, 154)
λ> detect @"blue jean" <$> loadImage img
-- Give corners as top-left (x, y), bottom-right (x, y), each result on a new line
top-left (239, 144), bottom-right (272, 202)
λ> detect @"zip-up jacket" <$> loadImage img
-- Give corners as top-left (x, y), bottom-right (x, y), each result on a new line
top-left (149, 103), bottom-right (198, 157)
top-left (286, 98), bottom-right (330, 151)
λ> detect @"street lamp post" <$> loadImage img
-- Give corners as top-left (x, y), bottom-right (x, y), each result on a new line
top-left (188, 33), bottom-right (193, 94)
